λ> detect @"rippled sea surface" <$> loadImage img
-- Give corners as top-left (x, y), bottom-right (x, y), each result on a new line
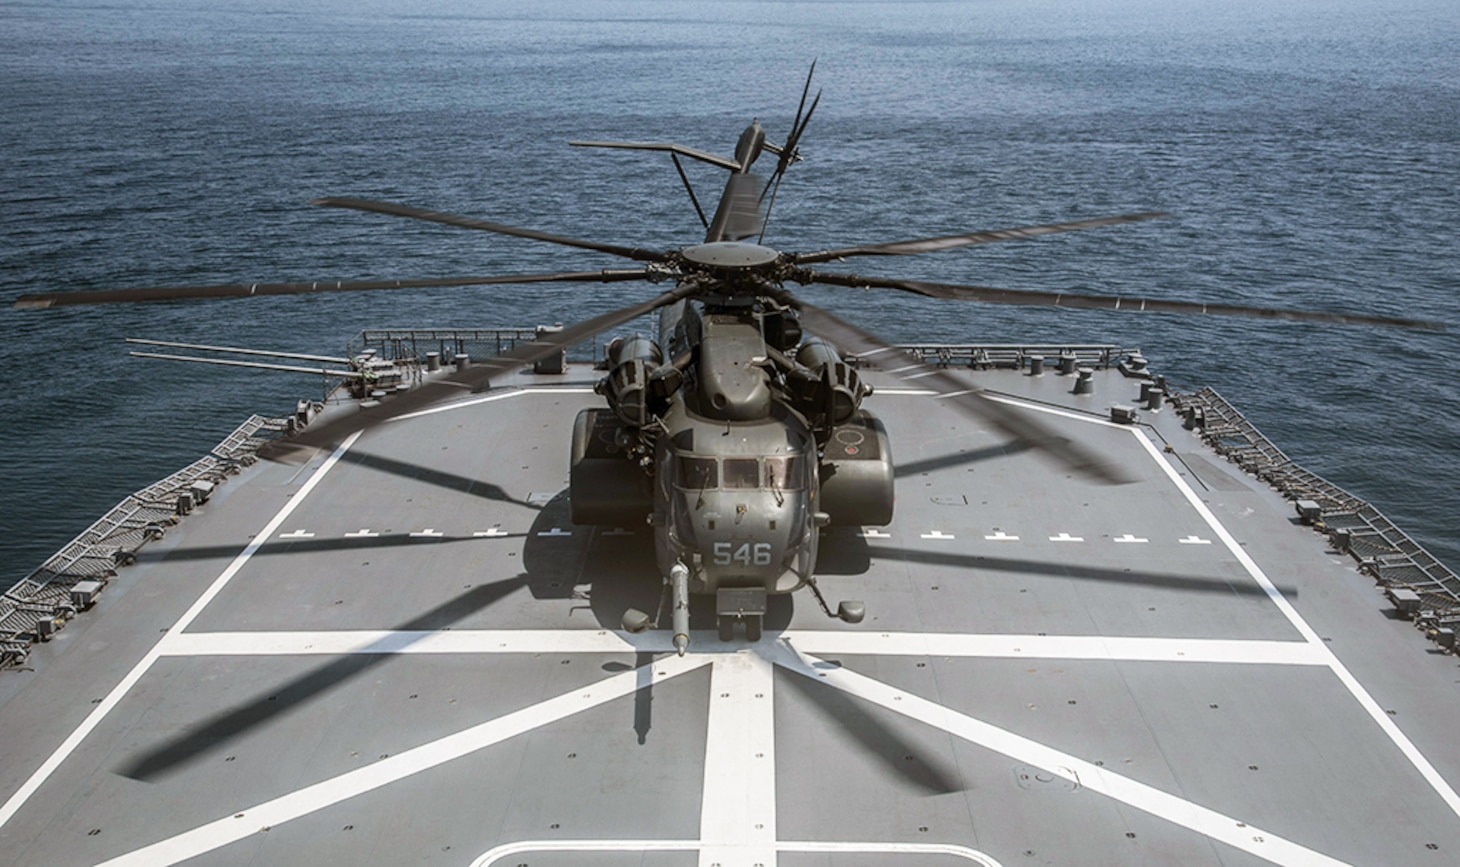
top-left (2, 0), bottom-right (1457, 582)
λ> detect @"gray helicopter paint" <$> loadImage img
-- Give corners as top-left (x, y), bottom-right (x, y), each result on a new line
top-left (3, 362), bottom-right (1460, 866)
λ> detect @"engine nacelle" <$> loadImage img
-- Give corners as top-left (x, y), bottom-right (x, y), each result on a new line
top-left (795, 337), bottom-right (866, 427)
top-left (818, 409), bottom-right (894, 526)
top-left (570, 408), bottom-right (651, 525)
top-left (600, 335), bottom-right (664, 428)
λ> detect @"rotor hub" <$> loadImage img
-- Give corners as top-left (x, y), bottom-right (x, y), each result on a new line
top-left (680, 242), bottom-right (781, 270)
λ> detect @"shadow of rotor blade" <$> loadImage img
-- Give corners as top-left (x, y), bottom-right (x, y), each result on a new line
top-left (867, 546), bottom-right (1292, 597)
top-left (119, 577), bottom-right (528, 781)
top-left (343, 450), bottom-right (540, 510)
top-left (792, 300), bottom-right (1131, 484)
top-left (263, 284), bottom-right (695, 459)
top-left (137, 532), bottom-right (527, 565)
top-left (777, 665), bottom-right (963, 796)
top-left (794, 211), bottom-right (1170, 264)
top-left (894, 442), bottom-right (1032, 477)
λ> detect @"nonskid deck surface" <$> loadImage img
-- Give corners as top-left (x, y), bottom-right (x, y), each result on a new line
top-left (2, 364), bottom-right (1459, 867)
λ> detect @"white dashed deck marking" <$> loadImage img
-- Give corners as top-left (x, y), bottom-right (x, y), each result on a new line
top-left (859, 528), bottom-right (892, 538)
top-left (1113, 533), bottom-right (1148, 543)
top-left (1180, 535), bottom-right (1213, 545)
top-left (409, 528), bottom-right (444, 538)
top-left (277, 529), bottom-right (314, 539)
top-left (1049, 532), bottom-right (1084, 542)
top-left (344, 529), bottom-right (379, 538)
top-left (985, 530), bottom-right (1020, 541)
top-left (920, 530), bottom-right (956, 540)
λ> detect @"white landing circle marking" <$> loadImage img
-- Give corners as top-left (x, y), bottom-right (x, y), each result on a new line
top-left (471, 839), bottom-right (1005, 866)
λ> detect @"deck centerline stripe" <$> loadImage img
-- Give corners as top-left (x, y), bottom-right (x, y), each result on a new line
top-left (699, 651), bottom-right (776, 866)
top-left (1131, 427), bottom-right (1460, 820)
top-left (0, 432), bottom-right (362, 832)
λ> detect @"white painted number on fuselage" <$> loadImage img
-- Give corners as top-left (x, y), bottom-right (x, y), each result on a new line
top-left (713, 542), bottom-right (772, 567)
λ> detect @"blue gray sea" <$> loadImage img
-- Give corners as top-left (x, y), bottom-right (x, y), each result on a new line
top-left (2, 0), bottom-right (1457, 581)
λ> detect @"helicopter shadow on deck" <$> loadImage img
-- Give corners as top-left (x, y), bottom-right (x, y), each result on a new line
top-left (522, 490), bottom-right (794, 634)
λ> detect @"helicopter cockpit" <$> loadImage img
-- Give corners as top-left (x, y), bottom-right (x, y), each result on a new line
top-left (662, 443), bottom-right (818, 596)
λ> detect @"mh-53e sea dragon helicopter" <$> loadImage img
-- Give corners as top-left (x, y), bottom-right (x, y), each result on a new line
top-left (15, 69), bottom-right (1441, 656)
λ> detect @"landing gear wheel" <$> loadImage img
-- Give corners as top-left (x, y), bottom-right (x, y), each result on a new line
top-left (745, 616), bottom-right (763, 643)
top-left (718, 615), bottom-right (734, 642)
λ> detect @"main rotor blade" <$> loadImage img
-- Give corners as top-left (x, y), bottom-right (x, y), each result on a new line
top-left (264, 283), bottom-right (697, 457)
top-left (13, 269), bottom-right (656, 309)
top-left (799, 270), bottom-right (1447, 331)
top-left (791, 299), bottom-right (1133, 484)
top-left (793, 212), bottom-right (1170, 265)
top-left (313, 197), bottom-right (671, 263)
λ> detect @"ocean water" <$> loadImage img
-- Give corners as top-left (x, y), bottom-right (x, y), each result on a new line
top-left (2, 0), bottom-right (1457, 582)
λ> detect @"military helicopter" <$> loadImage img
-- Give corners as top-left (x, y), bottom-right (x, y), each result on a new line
top-left (15, 69), bottom-right (1441, 656)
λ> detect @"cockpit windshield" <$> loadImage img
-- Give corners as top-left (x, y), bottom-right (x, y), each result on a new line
top-left (674, 454), bottom-right (806, 490)
top-left (723, 458), bottom-right (760, 489)
top-left (677, 456), bottom-right (717, 489)
top-left (766, 456), bottom-right (805, 490)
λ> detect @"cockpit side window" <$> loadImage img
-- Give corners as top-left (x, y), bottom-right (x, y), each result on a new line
top-left (723, 458), bottom-right (760, 489)
top-left (677, 456), bottom-right (717, 489)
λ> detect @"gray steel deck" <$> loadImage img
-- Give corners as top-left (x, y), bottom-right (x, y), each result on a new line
top-left (2, 361), bottom-right (1458, 866)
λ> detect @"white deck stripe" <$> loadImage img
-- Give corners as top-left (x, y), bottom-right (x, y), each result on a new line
top-left (471, 839), bottom-right (1003, 866)
top-left (1131, 428), bottom-right (1460, 820)
top-left (96, 653), bottom-right (708, 867)
top-left (0, 432), bottom-right (363, 832)
top-left (160, 629), bottom-right (1328, 667)
top-left (163, 629), bottom-right (647, 656)
top-left (768, 643), bottom-right (1348, 867)
top-left (391, 386), bottom-right (595, 421)
top-left (782, 632), bottom-right (1328, 666)
top-left (699, 651), bottom-right (777, 866)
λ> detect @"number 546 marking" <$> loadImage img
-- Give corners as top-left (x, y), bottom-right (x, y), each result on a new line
top-left (712, 541), bottom-right (772, 566)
